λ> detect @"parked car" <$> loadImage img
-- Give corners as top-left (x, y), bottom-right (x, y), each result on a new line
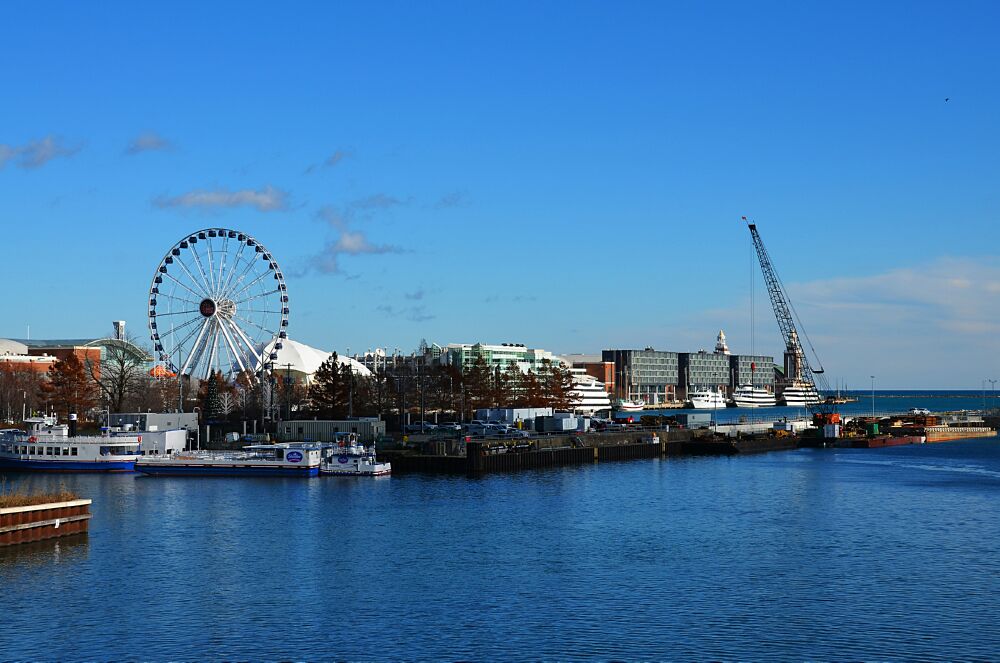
top-left (503, 429), bottom-right (531, 439)
top-left (403, 421), bottom-right (437, 434)
top-left (909, 408), bottom-right (931, 415)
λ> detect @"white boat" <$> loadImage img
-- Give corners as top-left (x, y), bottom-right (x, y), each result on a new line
top-left (320, 434), bottom-right (391, 476)
top-left (731, 385), bottom-right (777, 408)
top-left (780, 381), bottom-right (821, 406)
top-left (616, 398), bottom-right (644, 413)
top-left (0, 417), bottom-right (142, 472)
top-left (136, 443), bottom-right (323, 477)
top-left (567, 368), bottom-right (612, 416)
top-left (687, 388), bottom-right (727, 409)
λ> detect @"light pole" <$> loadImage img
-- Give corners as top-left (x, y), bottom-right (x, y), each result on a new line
top-left (870, 375), bottom-right (875, 419)
top-left (989, 379), bottom-right (998, 413)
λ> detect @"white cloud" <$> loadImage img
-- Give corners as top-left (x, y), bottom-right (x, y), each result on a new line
top-left (0, 135), bottom-right (81, 169)
top-left (153, 185), bottom-right (289, 212)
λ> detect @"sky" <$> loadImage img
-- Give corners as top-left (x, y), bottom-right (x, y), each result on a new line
top-left (2, 1), bottom-right (999, 389)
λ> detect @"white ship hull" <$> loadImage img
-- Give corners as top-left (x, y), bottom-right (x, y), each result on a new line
top-left (780, 383), bottom-right (821, 406)
top-left (732, 386), bottom-right (777, 408)
top-left (687, 390), bottom-right (727, 409)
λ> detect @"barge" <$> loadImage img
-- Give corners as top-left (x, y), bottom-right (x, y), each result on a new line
top-left (848, 435), bottom-right (925, 449)
top-left (135, 443), bottom-right (322, 477)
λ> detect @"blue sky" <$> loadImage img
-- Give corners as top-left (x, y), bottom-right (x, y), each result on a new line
top-left (2, 1), bottom-right (999, 388)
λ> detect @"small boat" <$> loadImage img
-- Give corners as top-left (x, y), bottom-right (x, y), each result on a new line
top-left (616, 398), bottom-right (644, 413)
top-left (687, 388), bottom-right (727, 409)
top-left (0, 417), bottom-right (141, 472)
top-left (135, 443), bottom-right (322, 477)
top-left (731, 385), bottom-right (777, 408)
top-left (319, 434), bottom-right (391, 476)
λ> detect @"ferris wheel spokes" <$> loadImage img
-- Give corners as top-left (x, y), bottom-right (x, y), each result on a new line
top-left (148, 228), bottom-right (289, 382)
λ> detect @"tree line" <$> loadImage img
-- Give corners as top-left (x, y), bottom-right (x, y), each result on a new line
top-left (1, 337), bottom-right (579, 431)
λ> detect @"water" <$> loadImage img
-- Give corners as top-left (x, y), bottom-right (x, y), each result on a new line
top-left (632, 389), bottom-right (992, 424)
top-left (3, 439), bottom-right (1000, 659)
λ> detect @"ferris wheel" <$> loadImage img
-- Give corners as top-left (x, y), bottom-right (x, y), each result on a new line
top-left (148, 228), bottom-right (288, 381)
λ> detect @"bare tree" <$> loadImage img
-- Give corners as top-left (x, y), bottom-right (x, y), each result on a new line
top-left (87, 328), bottom-right (153, 413)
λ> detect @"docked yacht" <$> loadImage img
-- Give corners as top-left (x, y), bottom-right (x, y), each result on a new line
top-left (0, 417), bottom-right (142, 472)
top-left (320, 434), bottom-right (391, 476)
top-left (687, 388), bottom-right (727, 409)
top-left (567, 368), bottom-right (613, 416)
top-left (779, 381), bottom-right (821, 407)
top-left (731, 385), bottom-right (777, 408)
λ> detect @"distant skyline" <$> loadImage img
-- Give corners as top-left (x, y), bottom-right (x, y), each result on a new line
top-left (2, 1), bottom-right (1000, 389)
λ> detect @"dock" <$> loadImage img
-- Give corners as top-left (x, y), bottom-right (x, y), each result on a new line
top-left (0, 499), bottom-right (92, 547)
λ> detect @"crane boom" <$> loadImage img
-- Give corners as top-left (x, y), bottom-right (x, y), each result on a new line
top-left (743, 217), bottom-right (830, 411)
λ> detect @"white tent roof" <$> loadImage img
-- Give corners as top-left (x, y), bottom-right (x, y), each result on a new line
top-left (0, 339), bottom-right (29, 356)
top-left (258, 338), bottom-right (371, 378)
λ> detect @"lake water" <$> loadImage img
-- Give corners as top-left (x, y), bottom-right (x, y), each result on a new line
top-left (2, 437), bottom-right (1000, 659)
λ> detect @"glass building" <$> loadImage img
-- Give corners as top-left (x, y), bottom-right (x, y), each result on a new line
top-left (601, 349), bottom-right (679, 404)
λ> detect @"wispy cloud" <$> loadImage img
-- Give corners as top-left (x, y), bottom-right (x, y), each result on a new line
top-left (125, 131), bottom-right (172, 155)
top-left (432, 191), bottom-right (468, 209)
top-left (405, 289), bottom-right (425, 300)
top-left (305, 149), bottom-right (352, 173)
top-left (376, 304), bottom-right (435, 322)
top-left (307, 204), bottom-right (403, 274)
top-left (153, 185), bottom-right (289, 212)
top-left (352, 193), bottom-right (410, 210)
top-left (658, 256), bottom-right (1000, 388)
top-left (0, 135), bottom-right (81, 170)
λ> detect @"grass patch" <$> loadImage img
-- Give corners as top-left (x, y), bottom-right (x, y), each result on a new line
top-left (0, 479), bottom-right (79, 508)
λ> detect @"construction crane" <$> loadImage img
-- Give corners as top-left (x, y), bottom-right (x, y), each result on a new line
top-left (743, 216), bottom-right (834, 416)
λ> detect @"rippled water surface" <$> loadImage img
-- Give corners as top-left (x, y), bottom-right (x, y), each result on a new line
top-left (2, 439), bottom-right (1000, 660)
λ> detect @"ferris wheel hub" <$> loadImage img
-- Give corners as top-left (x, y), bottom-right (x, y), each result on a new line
top-left (199, 299), bottom-right (217, 317)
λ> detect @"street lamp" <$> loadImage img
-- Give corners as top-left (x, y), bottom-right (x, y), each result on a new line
top-left (989, 379), bottom-right (998, 413)
top-left (870, 375), bottom-right (875, 419)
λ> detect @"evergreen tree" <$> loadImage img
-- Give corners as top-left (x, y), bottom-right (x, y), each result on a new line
top-left (197, 370), bottom-right (231, 423)
top-left (310, 352), bottom-right (347, 418)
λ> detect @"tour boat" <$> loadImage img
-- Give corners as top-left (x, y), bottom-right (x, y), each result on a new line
top-left (0, 417), bottom-right (142, 472)
top-left (731, 385), bottom-right (777, 408)
top-left (687, 388), bottom-right (727, 409)
top-left (319, 434), bottom-right (391, 477)
top-left (135, 443), bottom-right (322, 477)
